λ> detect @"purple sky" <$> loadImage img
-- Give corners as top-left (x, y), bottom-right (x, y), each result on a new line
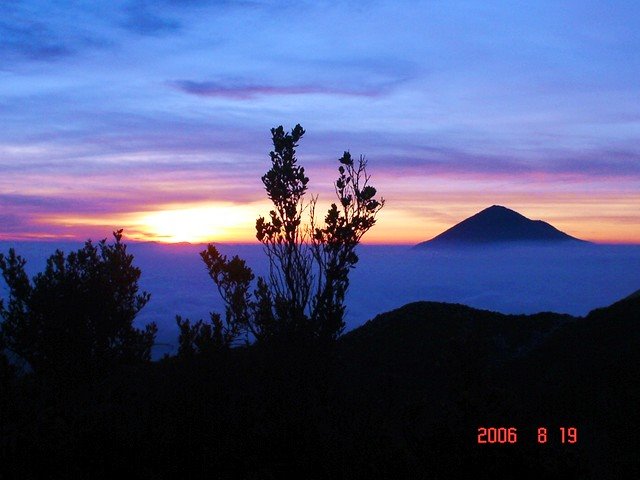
top-left (1, 1), bottom-right (639, 243)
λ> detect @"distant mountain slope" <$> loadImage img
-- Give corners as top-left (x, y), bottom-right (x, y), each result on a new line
top-left (340, 292), bottom-right (639, 391)
top-left (624, 288), bottom-right (640, 300)
top-left (340, 292), bottom-right (638, 392)
top-left (338, 301), bottom-right (576, 410)
top-left (416, 205), bottom-right (587, 246)
top-left (340, 301), bottom-right (575, 384)
top-left (339, 292), bottom-right (640, 478)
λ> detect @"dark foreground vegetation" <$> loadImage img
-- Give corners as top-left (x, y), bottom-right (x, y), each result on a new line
top-left (1, 293), bottom-right (638, 478)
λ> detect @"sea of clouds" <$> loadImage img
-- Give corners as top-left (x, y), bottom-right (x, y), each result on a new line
top-left (1, 241), bottom-right (639, 357)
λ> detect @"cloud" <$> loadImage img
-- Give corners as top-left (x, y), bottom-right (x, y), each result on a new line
top-left (118, 0), bottom-right (266, 36)
top-left (0, 4), bottom-right (112, 65)
top-left (163, 0), bottom-right (263, 6)
top-left (324, 135), bottom-right (640, 180)
top-left (172, 79), bottom-right (392, 99)
top-left (0, 20), bottom-right (74, 61)
top-left (0, 213), bottom-right (24, 232)
top-left (546, 150), bottom-right (640, 177)
top-left (120, 2), bottom-right (181, 36)
top-left (0, 194), bottom-right (76, 211)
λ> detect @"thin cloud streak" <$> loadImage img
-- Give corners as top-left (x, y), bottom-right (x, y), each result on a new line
top-left (172, 80), bottom-right (392, 99)
top-left (120, 2), bottom-right (181, 36)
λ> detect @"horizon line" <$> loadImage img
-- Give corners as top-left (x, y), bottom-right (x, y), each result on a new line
top-left (1, 236), bottom-right (639, 247)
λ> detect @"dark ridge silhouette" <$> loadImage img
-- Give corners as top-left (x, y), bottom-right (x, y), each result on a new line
top-left (416, 205), bottom-right (588, 246)
top-left (339, 292), bottom-right (640, 478)
top-left (1, 290), bottom-right (638, 477)
top-left (624, 288), bottom-right (640, 300)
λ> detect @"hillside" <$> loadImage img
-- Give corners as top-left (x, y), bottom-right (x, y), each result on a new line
top-left (340, 294), bottom-right (640, 478)
top-left (1, 293), bottom-right (638, 478)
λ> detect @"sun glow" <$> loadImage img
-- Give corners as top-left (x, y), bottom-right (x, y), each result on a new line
top-left (40, 203), bottom-right (264, 243)
top-left (134, 204), bottom-right (260, 243)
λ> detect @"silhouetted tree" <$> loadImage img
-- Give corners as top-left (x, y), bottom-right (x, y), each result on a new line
top-left (0, 230), bottom-right (156, 383)
top-left (0, 348), bottom-right (14, 387)
top-left (179, 124), bottom-right (383, 350)
top-left (176, 313), bottom-right (237, 357)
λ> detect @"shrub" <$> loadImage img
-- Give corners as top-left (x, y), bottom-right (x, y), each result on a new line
top-left (0, 230), bottom-right (156, 383)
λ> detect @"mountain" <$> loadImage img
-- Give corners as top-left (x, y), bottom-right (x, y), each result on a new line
top-left (416, 205), bottom-right (587, 246)
top-left (339, 292), bottom-right (640, 478)
top-left (624, 288), bottom-right (640, 300)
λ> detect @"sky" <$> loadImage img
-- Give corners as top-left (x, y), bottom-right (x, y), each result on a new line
top-left (1, 0), bottom-right (639, 244)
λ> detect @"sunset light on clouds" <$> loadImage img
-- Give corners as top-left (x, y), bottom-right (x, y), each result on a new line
top-left (1, 1), bottom-right (639, 244)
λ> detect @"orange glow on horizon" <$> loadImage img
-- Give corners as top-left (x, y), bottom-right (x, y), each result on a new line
top-left (3, 198), bottom-right (638, 246)
top-left (131, 204), bottom-right (259, 243)
top-left (37, 203), bottom-right (266, 244)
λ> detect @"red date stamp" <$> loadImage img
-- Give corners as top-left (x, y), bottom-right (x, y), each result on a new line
top-left (477, 427), bottom-right (578, 444)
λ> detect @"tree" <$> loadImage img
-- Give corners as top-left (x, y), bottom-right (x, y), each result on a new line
top-left (175, 314), bottom-right (235, 358)
top-left (179, 124), bottom-right (383, 352)
top-left (0, 230), bottom-right (156, 382)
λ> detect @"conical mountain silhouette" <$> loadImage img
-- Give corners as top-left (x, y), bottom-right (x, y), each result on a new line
top-left (416, 205), bottom-right (587, 246)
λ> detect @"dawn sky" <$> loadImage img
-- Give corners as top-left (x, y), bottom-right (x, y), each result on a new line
top-left (1, 0), bottom-right (639, 243)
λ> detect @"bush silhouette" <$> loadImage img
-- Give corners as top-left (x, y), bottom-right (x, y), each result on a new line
top-left (178, 124), bottom-right (384, 353)
top-left (0, 230), bottom-right (156, 383)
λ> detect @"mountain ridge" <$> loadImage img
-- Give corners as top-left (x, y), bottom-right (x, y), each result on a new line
top-left (417, 205), bottom-right (588, 247)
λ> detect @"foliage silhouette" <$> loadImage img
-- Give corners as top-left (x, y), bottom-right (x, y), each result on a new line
top-left (176, 313), bottom-right (235, 357)
top-left (177, 124), bottom-right (384, 352)
top-left (5, 295), bottom-right (635, 477)
top-left (0, 229), bottom-right (156, 383)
